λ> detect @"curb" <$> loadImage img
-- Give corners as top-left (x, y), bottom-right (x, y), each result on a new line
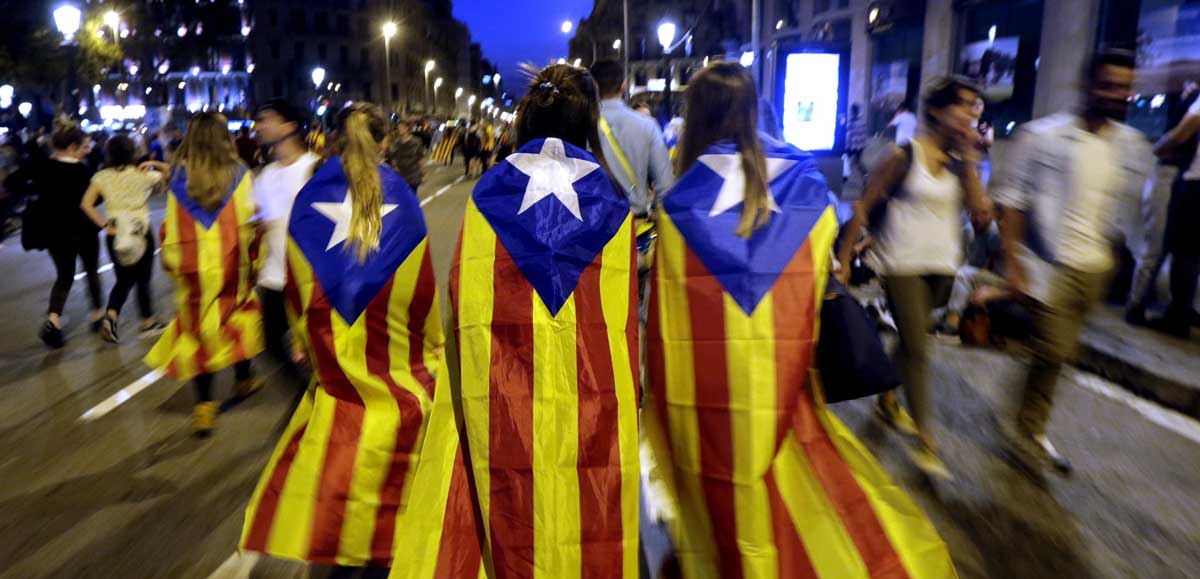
top-left (1076, 328), bottom-right (1200, 421)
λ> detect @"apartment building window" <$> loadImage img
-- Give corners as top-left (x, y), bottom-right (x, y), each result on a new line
top-left (318, 43), bottom-right (327, 60)
top-left (273, 78), bottom-right (283, 96)
top-left (269, 40), bottom-right (280, 60)
top-left (314, 11), bottom-right (329, 34)
top-left (337, 15), bottom-right (349, 35)
top-left (287, 8), bottom-right (305, 33)
top-left (340, 45), bottom-right (349, 66)
top-left (294, 41), bottom-right (304, 61)
top-left (363, 82), bottom-right (372, 101)
top-left (360, 47), bottom-right (369, 68)
top-left (814, 0), bottom-right (849, 15)
top-left (267, 8), bottom-right (278, 26)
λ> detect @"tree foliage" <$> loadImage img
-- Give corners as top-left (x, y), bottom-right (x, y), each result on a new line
top-left (0, 14), bottom-right (122, 92)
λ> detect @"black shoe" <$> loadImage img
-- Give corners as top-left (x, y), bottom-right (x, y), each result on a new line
top-left (1124, 307), bottom-right (1148, 327)
top-left (40, 321), bottom-right (64, 349)
top-left (100, 318), bottom-right (118, 344)
top-left (1035, 435), bottom-right (1073, 475)
top-left (1148, 316), bottom-right (1190, 339)
top-left (90, 318), bottom-right (104, 334)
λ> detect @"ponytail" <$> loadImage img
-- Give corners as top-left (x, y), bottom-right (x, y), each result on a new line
top-left (335, 103), bottom-right (388, 262)
top-left (735, 136), bottom-right (771, 238)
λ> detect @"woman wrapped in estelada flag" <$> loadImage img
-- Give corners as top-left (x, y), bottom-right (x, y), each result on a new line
top-left (450, 64), bottom-right (641, 579)
top-left (644, 62), bottom-right (956, 578)
top-left (239, 103), bottom-right (483, 578)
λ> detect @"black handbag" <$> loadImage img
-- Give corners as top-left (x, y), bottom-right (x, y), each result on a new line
top-left (817, 277), bottom-right (901, 403)
top-left (20, 195), bottom-right (49, 251)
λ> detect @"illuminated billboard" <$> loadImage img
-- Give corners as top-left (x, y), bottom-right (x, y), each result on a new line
top-left (773, 43), bottom-right (849, 153)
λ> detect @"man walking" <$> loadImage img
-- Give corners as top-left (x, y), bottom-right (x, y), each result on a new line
top-left (589, 59), bottom-right (675, 220)
top-left (252, 99), bottom-right (320, 387)
top-left (995, 49), bottom-right (1152, 475)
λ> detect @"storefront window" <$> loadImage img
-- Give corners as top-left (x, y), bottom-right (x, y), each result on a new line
top-left (957, 0), bottom-right (1044, 137)
top-left (1126, 0), bottom-right (1200, 139)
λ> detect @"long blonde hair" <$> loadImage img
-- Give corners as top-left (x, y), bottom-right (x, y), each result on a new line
top-left (333, 102), bottom-right (388, 262)
top-left (675, 62), bottom-right (771, 238)
top-left (174, 112), bottom-right (242, 211)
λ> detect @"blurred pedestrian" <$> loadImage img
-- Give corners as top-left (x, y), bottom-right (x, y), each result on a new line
top-left (145, 112), bottom-right (264, 436)
top-left (79, 134), bottom-right (169, 343)
top-left (995, 49), bottom-right (1152, 475)
top-left (251, 99), bottom-right (318, 387)
top-left (845, 102), bottom-right (868, 181)
top-left (241, 102), bottom-right (479, 578)
top-left (1148, 82), bottom-right (1200, 338)
top-left (647, 61), bottom-right (956, 577)
top-left (6, 120), bottom-right (103, 348)
top-left (836, 77), bottom-right (992, 480)
top-left (451, 63), bottom-right (639, 578)
top-left (889, 100), bottom-right (918, 146)
top-left (972, 96), bottom-right (995, 185)
top-left (385, 120), bottom-right (425, 191)
top-left (235, 125), bottom-right (258, 168)
top-left (462, 125), bottom-right (481, 177)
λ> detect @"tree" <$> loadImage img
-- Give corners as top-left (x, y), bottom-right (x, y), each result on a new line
top-left (0, 13), bottom-right (121, 94)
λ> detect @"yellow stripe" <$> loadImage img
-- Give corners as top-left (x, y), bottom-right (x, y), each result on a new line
top-left (387, 239), bottom-right (437, 407)
top-left (814, 403), bottom-right (958, 579)
top-left (240, 384), bottom-right (316, 550)
top-left (723, 291), bottom-right (779, 579)
top-left (598, 215), bottom-right (640, 578)
top-left (772, 434), bottom-right (870, 577)
top-left (455, 199), bottom-right (498, 553)
top-left (532, 290), bottom-right (581, 579)
top-left (599, 118), bottom-right (637, 186)
top-left (267, 384), bottom-right (338, 558)
top-left (196, 216), bottom-right (232, 370)
top-left (652, 214), bottom-right (719, 577)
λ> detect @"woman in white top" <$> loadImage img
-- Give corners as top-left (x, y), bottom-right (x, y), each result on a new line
top-left (81, 134), bottom-right (169, 343)
top-left (836, 77), bottom-right (993, 479)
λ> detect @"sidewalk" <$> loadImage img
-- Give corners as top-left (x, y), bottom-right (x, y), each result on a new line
top-left (1076, 306), bottom-right (1200, 420)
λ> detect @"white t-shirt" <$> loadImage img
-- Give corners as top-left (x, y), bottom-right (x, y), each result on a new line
top-left (254, 152), bottom-right (320, 291)
top-left (876, 141), bottom-right (964, 276)
top-left (1182, 98), bottom-right (1200, 181)
top-left (890, 111), bottom-right (918, 146)
top-left (1056, 128), bottom-right (1119, 272)
top-left (91, 167), bottom-right (164, 224)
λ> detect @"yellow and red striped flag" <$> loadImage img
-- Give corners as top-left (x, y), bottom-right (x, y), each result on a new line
top-left (240, 159), bottom-right (483, 576)
top-left (645, 137), bottom-right (957, 579)
top-left (146, 166), bottom-right (264, 380)
top-left (450, 137), bottom-right (641, 579)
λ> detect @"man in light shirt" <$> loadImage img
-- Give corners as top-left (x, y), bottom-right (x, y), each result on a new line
top-left (889, 101), bottom-right (918, 146)
top-left (995, 50), bottom-right (1152, 476)
top-left (589, 59), bottom-right (675, 219)
top-left (1148, 83), bottom-right (1200, 338)
top-left (252, 99), bottom-right (320, 386)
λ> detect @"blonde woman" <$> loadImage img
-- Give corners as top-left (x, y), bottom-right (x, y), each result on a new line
top-left (145, 112), bottom-right (264, 436)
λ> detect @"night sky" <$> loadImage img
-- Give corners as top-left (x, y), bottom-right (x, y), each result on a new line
top-left (453, 0), bottom-right (595, 97)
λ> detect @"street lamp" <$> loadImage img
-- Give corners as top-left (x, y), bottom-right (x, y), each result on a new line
top-left (103, 10), bottom-right (120, 44)
top-left (657, 21), bottom-right (678, 126)
top-left (382, 21), bottom-right (397, 113)
top-left (312, 67), bottom-right (325, 89)
top-left (433, 77), bottom-right (443, 115)
top-left (613, 38), bottom-right (621, 51)
top-left (561, 20), bottom-right (573, 34)
top-left (657, 22), bottom-right (677, 52)
top-left (53, 4), bottom-right (82, 118)
top-left (424, 60), bottom-right (435, 114)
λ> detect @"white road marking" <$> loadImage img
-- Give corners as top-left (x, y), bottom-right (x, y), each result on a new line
top-left (1069, 369), bottom-right (1200, 445)
top-left (74, 248), bottom-right (162, 281)
top-left (78, 368), bottom-right (164, 422)
top-left (204, 551), bottom-right (262, 579)
top-left (420, 175), bottom-right (466, 208)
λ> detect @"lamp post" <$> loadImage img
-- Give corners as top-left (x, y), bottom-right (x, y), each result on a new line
top-left (311, 66), bottom-right (325, 121)
top-left (423, 59), bottom-right (435, 114)
top-left (382, 21), bottom-right (397, 114)
top-left (454, 87), bottom-right (463, 117)
top-left (467, 94), bottom-right (476, 120)
top-left (53, 4), bottom-right (82, 118)
top-left (657, 21), bottom-right (677, 127)
top-left (561, 20), bottom-right (573, 34)
top-left (104, 10), bottom-right (120, 46)
top-left (433, 77), bottom-right (443, 115)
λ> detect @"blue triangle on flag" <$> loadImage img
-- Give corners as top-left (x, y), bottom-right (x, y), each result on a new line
top-left (663, 135), bottom-right (833, 315)
top-left (169, 166), bottom-right (247, 229)
top-left (473, 138), bottom-right (630, 316)
top-left (289, 157), bottom-right (427, 324)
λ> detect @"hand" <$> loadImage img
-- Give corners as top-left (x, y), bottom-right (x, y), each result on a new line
top-left (290, 342), bottom-right (309, 369)
top-left (835, 260), bottom-right (852, 286)
top-left (105, 224), bottom-right (116, 236)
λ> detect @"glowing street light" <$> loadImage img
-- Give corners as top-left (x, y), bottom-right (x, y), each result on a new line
top-left (455, 87), bottom-right (464, 98)
top-left (52, 4), bottom-right (82, 41)
top-left (311, 66), bottom-right (326, 89)
top-left (493, 73), bottom-right (501, 85)
top-left (382, 21), bottom-right (397, 40)
top-left (613, 39), bottom-right (621, 51)
top-left (561, 20), bottom-right (573, 34)
top-left (657, 22), bottom-right (677, 53)
top-left (740, 51), bottom-right (755, 67)
top-left (18, 102), bottom-right (32, 117)
top-left (424, 60), bottom-right (435, 112)
top-left (433, 77), bottom-right (443, 114)
top-left (467, 94), bottom-right (476, 107)
top-left (103, 10), bottom-right (120, 44)
top-left (382, 21), bottom-right (398, 113)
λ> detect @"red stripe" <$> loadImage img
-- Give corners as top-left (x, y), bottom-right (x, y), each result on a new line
top-left (284, 254), bottom-right (304, 318)
top-left (366, 276), bottom-right (426, 564)
top-left (449, 225), bottom-right (465, 363)
top-left (785, 243), bottom-right (909, 579)
top-left (217, 202), bottom-right (247, 362)
top-left (433, 446), bottom-right (485, 579)
top-left (575, 250), bottom-right (624, 579)
top-left (683, 248), bottom-right (743, 579)
top-left (646, 245), bottom-right (671, 458)
top-left (771, 241), bottom-right (817, 450)
top-left (407, 248), bottom-right (437, 398)
top-left (765, 468), bottom-right (819, 579)
top-left (243, 423), bottom-right (310, 551)
top-left (305, 283), bottom-right (367, 563)
top-left (174, 203), bottom-right (209, 374)
top-left (486, 239), bottom-right (536, 579)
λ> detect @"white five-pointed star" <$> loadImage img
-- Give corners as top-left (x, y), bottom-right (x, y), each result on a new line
top-left (506, 137), bottom-right (599, 221)
top-left (699, 154), bottom-right (798, 217)
top-left (312, 192), bottom-right (399, 251)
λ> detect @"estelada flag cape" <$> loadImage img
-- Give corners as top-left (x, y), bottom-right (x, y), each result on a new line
top-left (645, 135), bottom-right (957, 579)
top-left (450, 137), bottom-right (641, 579)
top-left (146, 166), bottom-right (264, 380)
top-left (240, 158), bottom-right (482, 576)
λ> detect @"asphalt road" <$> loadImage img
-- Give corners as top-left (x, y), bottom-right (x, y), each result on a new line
top-left (0, 161), bottom-right (1197, 578)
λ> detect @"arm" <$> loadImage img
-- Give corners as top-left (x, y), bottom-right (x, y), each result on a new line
top-left (647, 123), bottom-right (675, 203)
top-left (835, 145), bottom-right (907, 283)
top-left (79, 182), bottom-right (110, 232)
top-left (139, 160), bottom-right (171, 175)
top-left (1153, 114), bottom-right (1200, 160)
top-left (991, 127), bottom-right (1038, 295)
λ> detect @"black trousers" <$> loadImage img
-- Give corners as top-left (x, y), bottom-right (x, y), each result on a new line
top-left (260, 287), bottom-right (306, 388)
top-left (1165, 178), bottom-right (1200, 322)
top-left (194, 360), bottom-right (253, 402)
top-left (105, 233), bottom-right (155, 319)
top-left (48, 236), bottom-right (102, 316)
